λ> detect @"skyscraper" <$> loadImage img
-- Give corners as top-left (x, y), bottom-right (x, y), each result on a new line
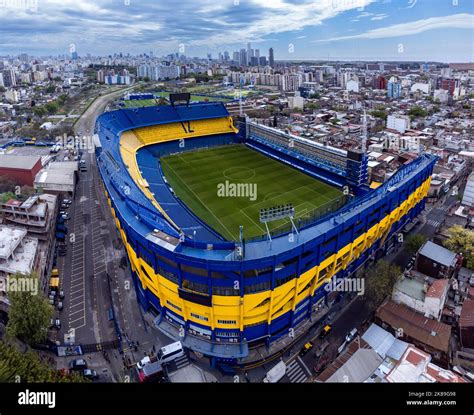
top-left (2, 69), bottom-right (16, 87)
top-left (269, 47), bottom-right (274, 67)
top-left (239, 49), bottom-right (247, 66)
top-left (246, 42), bottom-right (251, 65)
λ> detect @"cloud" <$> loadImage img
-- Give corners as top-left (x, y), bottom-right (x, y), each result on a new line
top-left (371, 14), bottom-right (388, 21)
top-left (315, 13), bottom-right (474, 42)
top-left (0, 0), bottom-right (377, 54)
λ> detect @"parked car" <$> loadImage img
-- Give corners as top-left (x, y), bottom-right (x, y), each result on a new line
top-left (345, 328), bottom-right (358, 344)
top-left (318, 325), bottom-right (332, 339)
top-left (57, 301), bottom-right (63, 311)
top-left (299, 342), bottom-right (313, 357)
top-left (49, 318), bottom-right (60, 329)
top-left (60, 214), bottom-right (70, 221)
top-left (69, 359), bottom-right (88, 371)
top-left (315, 340), bottom-right (329, 358)
top-left (59, 290), bottom-right (65, 299)
top-left (82, 369), bottom-right (98, 380)
top-left (63, 199), bottom-right (72, 205)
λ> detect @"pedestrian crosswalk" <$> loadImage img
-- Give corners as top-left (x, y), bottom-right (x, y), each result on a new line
top-left (174, 354), bottom-right (190, 369)
top-left (427, 219), bottom-right (441, 227)
top-left (286, 357), bottom-right (309, 383)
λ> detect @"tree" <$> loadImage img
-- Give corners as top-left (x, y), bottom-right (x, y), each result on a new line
top-left (6, 273), bottom-right (53, 346)
top-left (364, 260), bottom-right (401, 310)
top-left (443, 226), bottom-right (474, 269)
top-left (370, 109), bottom-right (387, 120)
top-left (0, 341), bottom-right (86, 383)
top-left (408, 106), bottom-right (428, 120)
top-left (45, 101), bottom-right (59, 115)
top-left (33, 106), bottom-right (47, 117)
top-left (306, 102), bottom-right (320, 110)
top-left (404, 234), bottom-right (427, 256)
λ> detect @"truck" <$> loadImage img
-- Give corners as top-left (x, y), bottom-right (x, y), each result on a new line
top-left (137, 361), bottom-right (164, 383)
top-left (263, 360), bottom-right (286, 383)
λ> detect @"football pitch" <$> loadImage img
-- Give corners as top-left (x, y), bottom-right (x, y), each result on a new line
top-left (160, 145), bottom-right (343, 241)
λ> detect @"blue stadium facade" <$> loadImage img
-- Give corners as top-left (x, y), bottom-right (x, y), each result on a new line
top-left (95, 102), bottom-right (437, 363)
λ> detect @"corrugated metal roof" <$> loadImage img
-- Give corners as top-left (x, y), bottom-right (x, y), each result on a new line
top-left (376, 301), bottom-right (451, 353)
top-left (460, 299), bottom-right (474, 328)
top-left (362, 323), bottom-right (396, 359)
top-left (327, 349), bottom-right (383, 383)
top-left (419, 240), bottom-right (456, 267)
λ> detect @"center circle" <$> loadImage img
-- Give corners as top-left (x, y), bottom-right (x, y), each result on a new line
top-left (223, 167), bottom-right (255, 181)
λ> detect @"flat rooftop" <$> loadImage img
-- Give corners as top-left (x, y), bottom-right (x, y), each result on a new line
top-left (0, 236), bottom-right (38, 275)
top-left (394, 277), bottom-right (426, 302)
top-left (0, 154), bottom-right (40, 170)
top-left (0, 226), bottom-right (27, 260)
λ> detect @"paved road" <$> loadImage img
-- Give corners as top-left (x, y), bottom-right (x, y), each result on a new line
top-left (56, 85), bottom-right (180, 382)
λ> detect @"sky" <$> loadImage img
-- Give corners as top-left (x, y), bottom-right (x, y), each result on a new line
top-left (0, 0), bottom-right (473, 61)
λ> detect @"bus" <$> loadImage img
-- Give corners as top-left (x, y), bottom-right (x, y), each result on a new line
top-left (157, 341), bottom-right (184, 364)
top-left (263, 360), bottom-right (286, 383)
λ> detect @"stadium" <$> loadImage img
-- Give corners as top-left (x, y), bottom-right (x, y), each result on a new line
top-left (95, 94), bottom-right (437, 365)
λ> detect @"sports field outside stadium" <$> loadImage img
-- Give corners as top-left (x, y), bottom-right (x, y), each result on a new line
top-left (160, 145), bottom-right (343, 241)
top-left (123, 92), bottom-right (231, 108)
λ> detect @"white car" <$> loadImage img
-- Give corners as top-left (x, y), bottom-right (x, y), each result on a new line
top-left (136, 356), bottom-right (151, 370)
top-left (345, 328), bottom-right (358, 343)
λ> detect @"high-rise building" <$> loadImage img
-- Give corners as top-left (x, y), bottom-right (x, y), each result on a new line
top-left (246, 42), bottom-right (251, 65)
top-left (373, 75), bottom-right (387, 90)
top-left (387, 81), bottom-right (401, 98)
top-left (239, 49), bottom-right (247, 66)
top-left (0, 73), bottom-right (4, 88)
top-left (2, 69), bottom-right (16, 87)
top-left (269, 47), bottom-right (274, 67)
top-left (258, 56), bottom-right (267, 66)
top-left (255, 49), bottom-right (260, 58)
top-left (440, 78), bottom-right (459, 96)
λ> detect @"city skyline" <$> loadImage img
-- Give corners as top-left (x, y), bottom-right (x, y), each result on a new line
top-left (0, 0), bottom-right (472, 62)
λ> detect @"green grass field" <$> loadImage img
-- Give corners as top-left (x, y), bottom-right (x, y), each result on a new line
top-left (123, 92), bottom-right (231, 108)
top-left (160, 145), bottom-right (343, 241)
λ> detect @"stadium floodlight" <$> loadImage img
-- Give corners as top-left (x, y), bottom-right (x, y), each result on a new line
top-left (259, 203), bottom-right (294, 223)
top-left (259, 204), bottom-right (299, 249)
